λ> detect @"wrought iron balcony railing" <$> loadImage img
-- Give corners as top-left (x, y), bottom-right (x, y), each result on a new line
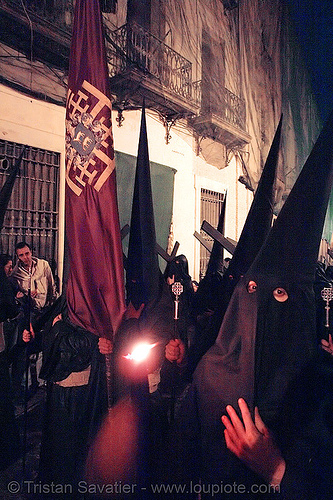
top-left (0, 1), bottom-right (248, 143)
top-left (222, 87), bottom-right (246, 130)
top-left (106, 23), bottom-right (197, 105)
top-left (191, 78), bottom-right (249, 147)
top-left (201, 79), bottom-right (246, 131)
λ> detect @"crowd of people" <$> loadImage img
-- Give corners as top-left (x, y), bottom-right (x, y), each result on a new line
top-left (0, 242), bottom-right (60, 469)
top-left (1, 224), bottom-right (333, 499)
top-left (0, 243), bottom-right (199, 491)
top-left (0, 243), bottom-right (215, 489)
top-left (0, 236), bottom-right (333, 500)
top-left (1, 242), bottom-right (332, 499)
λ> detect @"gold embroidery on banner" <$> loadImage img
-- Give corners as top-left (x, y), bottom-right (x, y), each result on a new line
top-left (65, 80), bottom-right (115, 196)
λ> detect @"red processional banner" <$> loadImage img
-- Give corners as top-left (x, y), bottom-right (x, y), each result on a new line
top-left (65, 0), bottom-right (125, 338)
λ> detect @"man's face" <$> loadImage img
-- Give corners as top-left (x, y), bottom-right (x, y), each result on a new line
top-left (17, 246), bottom-right (33, 269)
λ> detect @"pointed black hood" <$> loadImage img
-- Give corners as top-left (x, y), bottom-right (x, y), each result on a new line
top-left (126, 104), bottom-right (161, 309)
top-left (249, 109), bottom-right (333, 421)
top-left (191, 116), bottom-right (282, 353)
top-left (249, 114), bottom-right (333, 285)
top-left (192, 196), bottom-right (226, 315)
top-left (227, 114), bottom-right (283, 281)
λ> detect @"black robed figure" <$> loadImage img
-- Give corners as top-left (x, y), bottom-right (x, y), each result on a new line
top-left (176, 111), bottom-right (333, 499)
top-left (109, 103), bottom-right (175, 497)
top-left (118, 102), bottom-right (174, 374)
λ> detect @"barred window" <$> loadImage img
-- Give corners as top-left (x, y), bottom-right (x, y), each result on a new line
top-left (200, 188), bottom-right (225, 279)
top-left (0, 140), bottom-right (60, 279)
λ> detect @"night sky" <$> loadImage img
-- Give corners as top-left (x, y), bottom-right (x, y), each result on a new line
top-left (286, 0), bottom-right (333, 122)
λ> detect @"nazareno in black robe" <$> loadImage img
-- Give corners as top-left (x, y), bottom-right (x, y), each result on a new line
top-left (37, 317), bottom-right (108, 490)
top-left (175, 110), bottom-right (333, 499)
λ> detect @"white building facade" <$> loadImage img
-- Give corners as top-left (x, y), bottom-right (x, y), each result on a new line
top-left (0, 0), bottom-right (325, 284)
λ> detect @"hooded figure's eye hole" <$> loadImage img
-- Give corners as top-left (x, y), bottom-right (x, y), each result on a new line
top-left (247, 281), bottom-right (257, 293)
top-left (273, 287), bottom-right (288, 302)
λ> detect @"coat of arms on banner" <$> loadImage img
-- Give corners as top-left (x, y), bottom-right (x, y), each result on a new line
top-left (65, 80), bottom-right (115, 196)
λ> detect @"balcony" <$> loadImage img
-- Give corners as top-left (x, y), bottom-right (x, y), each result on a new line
top-left (106, 23), bottom-right (200, 119)
top-left (190, 81), bottom-right (251, 148)
top-left (0, 1), bottom-right (250, 147)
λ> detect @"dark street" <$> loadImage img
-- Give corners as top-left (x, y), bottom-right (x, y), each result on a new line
top-left (0, 387), bottom-right (45, 500)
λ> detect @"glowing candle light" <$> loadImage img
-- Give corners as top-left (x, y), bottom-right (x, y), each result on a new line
top-left (124, 342), bottom-right (157, 363)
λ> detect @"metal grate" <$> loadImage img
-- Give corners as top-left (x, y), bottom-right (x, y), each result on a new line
top-left (200, 188), bottom-right (225, 279)
top-left (0, 140), bottom-right (60, 278)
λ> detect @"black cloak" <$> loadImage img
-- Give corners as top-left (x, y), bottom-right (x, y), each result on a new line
top-left (38, 318), bottom-right (108, 491)
top-left (187, 110), bottom-right (333, 498)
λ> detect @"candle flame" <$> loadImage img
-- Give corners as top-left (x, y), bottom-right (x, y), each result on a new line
top-left (124, 342), bottom-right (157, 363)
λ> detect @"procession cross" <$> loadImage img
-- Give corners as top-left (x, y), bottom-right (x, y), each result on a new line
top-left (171, 281), bottom-right (183, 340)
top-left (321, 287), bottom-right (333, 328)
top-left (172, 281), bottom-right (184, 321)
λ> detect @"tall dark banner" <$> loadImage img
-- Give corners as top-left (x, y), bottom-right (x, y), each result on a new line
top-left (65, 0), bottom-right (125, 339)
